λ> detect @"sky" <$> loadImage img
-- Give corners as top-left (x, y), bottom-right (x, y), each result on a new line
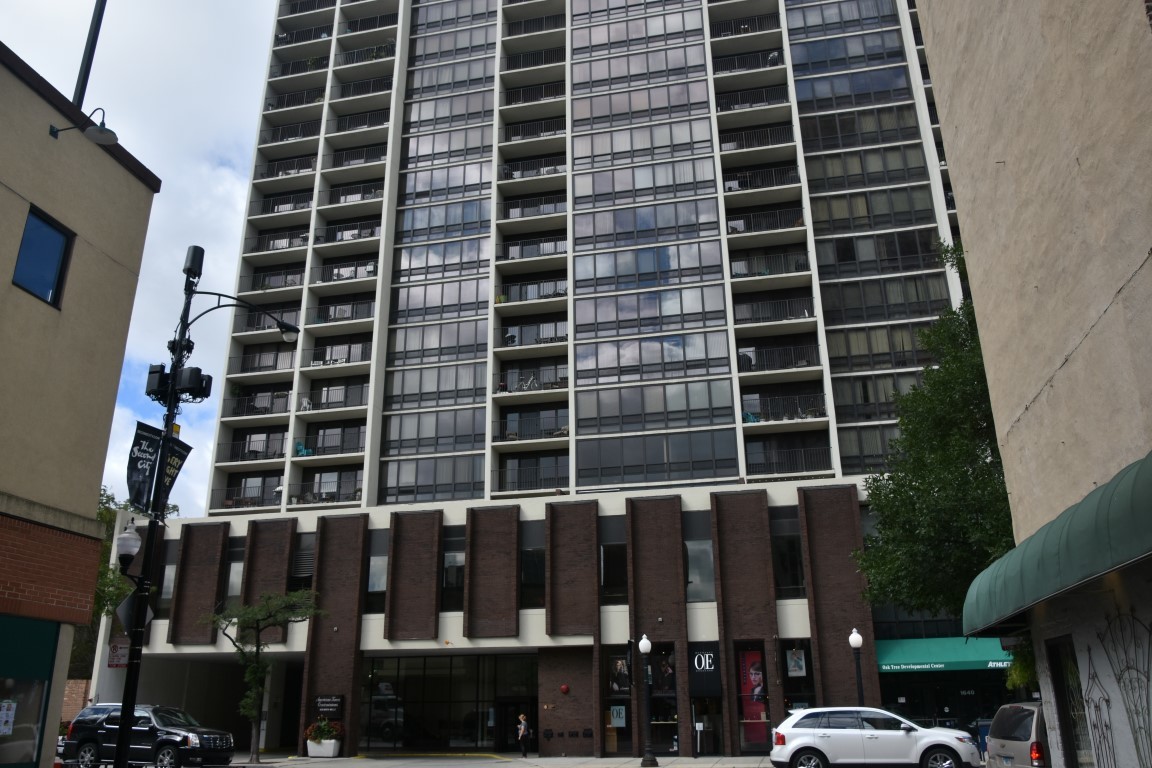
top-left (1, 1), bottom-right (277, 517)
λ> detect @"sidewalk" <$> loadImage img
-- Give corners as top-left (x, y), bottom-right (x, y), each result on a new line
top-left (237, 754), bottom-right (781, 768)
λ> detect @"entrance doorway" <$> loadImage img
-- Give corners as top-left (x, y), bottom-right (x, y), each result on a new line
top-left (495, 700), bottom-right (536, 754)
top-left (691, 698), bottom-right (722, 756)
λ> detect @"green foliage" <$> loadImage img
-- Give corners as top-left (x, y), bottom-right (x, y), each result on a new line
top-left (207, 591), bottom-right (321, 724)
top-left (1005, 634), bottom-right (1038, 691)
top-left (855, 245), bottom-right (1014, 617)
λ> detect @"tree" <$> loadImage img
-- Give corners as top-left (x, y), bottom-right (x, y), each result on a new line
top-left (207, 591), bottom-right (321, 763)
top-left (854, 244), bottom-right (1015, 617)
top-left (69, 488), bottom-right (179, 679)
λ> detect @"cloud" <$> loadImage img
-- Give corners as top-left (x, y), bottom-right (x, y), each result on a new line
top-left (1, 1), bottom-right (277, 515)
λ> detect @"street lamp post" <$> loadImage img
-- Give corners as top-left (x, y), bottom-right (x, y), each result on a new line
top-left (638, 634), bottom-right (658, 768)
top-left (849, 628), bottom-right (864, 706)
top-left (111, 246), bottom-right (299, 768)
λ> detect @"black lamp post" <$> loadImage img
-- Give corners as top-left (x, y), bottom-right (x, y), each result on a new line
top-left (638, 634), bottom-right (658, 768)
top-left (849, 628), bottom-right (864, 706)
top-left (111, 246), bottom-right (299, 768)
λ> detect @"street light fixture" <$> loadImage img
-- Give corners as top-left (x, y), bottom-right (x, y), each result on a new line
top-left (849, 628), bottom-right (864, 706)
top-left (638, 634), bottom-right (658, 767)
top-left (112, 246), bottom-right (300, 768)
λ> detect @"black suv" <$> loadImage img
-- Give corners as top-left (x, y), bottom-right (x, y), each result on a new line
top-left (62, 704), bottom-right (233, 768)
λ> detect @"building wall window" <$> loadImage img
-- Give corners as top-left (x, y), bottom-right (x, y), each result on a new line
top-left (393, 237), bottom-right (492, 282)
top-left (683, 508), bottom-right (716, 602)
top-left (786, 0), bottom-right (900, 40)
top-left (574, 240), bottom-right (723, 294)
top-left (519, 520), bottom-right (545, 609)
top-left (572, 81), bottom-right (712, 130)
top-left (572, 10), bottom-right (704, 58)
top-left (821, 272), bottom-right (950, 325)
top-left (770, 506), bottom-right (805, 599)
top-left (442, 526), bottom-right (466, 611)
top-left (791, 29), bottom-right (905, 76)
top-left (575, 428), bottom-right (739, 485)
top-left (384, 362), bottom-right (487, 409)
top-left (838, 423), bottom-right (901, 473)
top-left (13, 209), bottom-right (72, 306)
top-left (384, 407), bottom-right (487, 455)
top-left (815, 226), bottom-right (940, 278)
top-left (380, 454), bottom-right (485, 502)
top-left (575, 378), bottom-right (734, 434)
top-left (387, 318), bottom-right (488, 365)
top-left (799, 103), bottom-right (920, 152)
top-left (365, 529), bottom-right (389, 614)
top-left (575, 330), bottom-right (730, 385)
top-left (574, 284), bottom-right (727, 338)
top-left (403, 91), bottom-right (495, 132)
top-left (391, 277), bottom-right (490, 323)
top-left (288, 533), bottom-right (315, 592)
top-left (573, 118), bottom-right (713, 171)
top-left (825, 321), bottom-right (934, 372)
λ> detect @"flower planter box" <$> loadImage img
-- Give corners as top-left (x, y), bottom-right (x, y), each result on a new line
top-left (307, 739), bottom-right (340, 758)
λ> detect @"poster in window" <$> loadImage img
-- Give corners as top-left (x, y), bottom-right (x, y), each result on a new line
top-left (738, 649), bottom-right (768, 743)
top-left (786, 648), bottom-right (806, 678)
top-left (609, 656), bottom-right (630, 693)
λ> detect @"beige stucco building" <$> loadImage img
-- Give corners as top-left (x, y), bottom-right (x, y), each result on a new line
top-left (0, 40), bottom-right (160, 768)
top-left (918, 1), bottom-right (1152, 766)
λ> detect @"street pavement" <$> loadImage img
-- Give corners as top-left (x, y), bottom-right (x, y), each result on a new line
top-left (237, 753), bottom-right (782, 768)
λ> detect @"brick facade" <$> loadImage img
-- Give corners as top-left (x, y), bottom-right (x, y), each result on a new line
top-left (545, 500), bottom-right (599, 636)
top-left (537, 646), bottom-right (596, 756)
top-left (385, 509), bottom-right (443, 639)
top-left (242, 517), bottom-right (297, 643)
top-left (0, 514), bottom-right (100, 625)
top-left (464, 504), bottom-right (519, 637)
top-left (168, 522), bottom-right (229, 644)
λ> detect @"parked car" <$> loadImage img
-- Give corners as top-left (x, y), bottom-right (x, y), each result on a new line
top-left (770, 706), bottom-right (982, 768)
top-left (61, 704), bottom-right (233, 768)
top-left (986, 702), bottom-right (1049, 767)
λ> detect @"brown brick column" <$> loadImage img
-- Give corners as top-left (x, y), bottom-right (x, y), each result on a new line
top-left (464, 504), bottom-right (519, 637)
top-left (242, 518), bottom-right (297, 643)
top-left (385, 509), bottom-right (443, 639)
top-left (538, 646), bottom-right (596, 756)
top-left (167, 522), bottom-right (228, 644)
top-left (546, 500), bottom-right (599, 636)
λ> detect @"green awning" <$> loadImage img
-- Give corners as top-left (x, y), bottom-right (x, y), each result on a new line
top-left (964, 448), bottom-right (1152, 636)
top-left (876, 637), bottom-right (1012, 672)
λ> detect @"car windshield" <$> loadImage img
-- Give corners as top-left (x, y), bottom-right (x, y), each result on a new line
top-left (152, 708), bottom-right (201, 728)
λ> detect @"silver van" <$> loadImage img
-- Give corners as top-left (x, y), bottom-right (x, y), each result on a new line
top-left (986, 702), bottom-right (1049, 767)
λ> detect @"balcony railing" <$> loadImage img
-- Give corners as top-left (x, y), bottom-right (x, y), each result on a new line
top-left (299, 384), bottom-right (369, 411)
top-left (316, 221), bottom-right (381, 243)
top-left (503, 117), bottom-right (566, 142)
top-left (503, 47), bottom-right (566, 71)
top-left (283, 481), bottom-right (362, 505)
top-left (269, 56), bottom-right (329, 78)
top-left (498, 278), bottom-right (568, 303)
top-left (504, 81), bottom-right (565, 106)
top-left (500, 155), bottom-right (567, 180)
top-left (710, 13), bottom-right (780, 37)
top-left (224, 392), bottom-right (293, 417)
top-left (506, 14), bottom-right (565, 36)
top-left (945, 188), bottom-right (955, 210)
top-left (716, 85), bottom-right (789, 112)
top-left (212, 488), bottom-right (280, 509)
top-left (308, 299), bottom-right (376, 324)
top-left (494, 416), bottom-right (570, 441)
top-left (228, 350), bottom-right (297, 374)
top-left (497, 234), bottom-right (568, 261)
top-left (713, 49), bottom-right (784, 74)
top-left (719, 124), bottom-right (793, 151)
top-left (731, 250), bottom-right (808, 279)
top-left (245, 229), bottom-right (311, 253)
top-left (251, 192), bottom-right (313, 216)
top-left (500, 194), bottom-right (566, 219)
top-left (726, 207), bottom-right (805, 234)
top-left (500, 321), bottom-right (568, 347)
top-left (273, 25), bottom-right (333, 47)
top-left (746, 446), bottom-right (833, 475)
top-left (280, 0), bottom-right (336, 16)
top-left (256, 156), bottom-right (317, 179)
top-left (344, 13), bottom-right (399, 34)
top-left (265, 88), bottom-right (325, 111)
top-left (335, 44), bottom-right (397, 67)
top-left (238, 269), bottom-right (305, 293)
top-left (920, 64), bottom-right (932, 84)
top-left (332, 109), bottom-right (389, 133)
top-left (734, 297), bottom-right (815, 324)
top-left (722, 166), bottom-right (801, 192)
top-left (217, 438), bottom-right (288, 463)
top-left (332, 76), bottom-right (394, 100)
top-left (311, 259), bottom-right (377, 283)
top-left (258, 120), bottom-right (322, 145)
top-left (493, 468), bottom-right (570, 492)
top-left (303, 342), bottom-right (373, 366)
top-left (324, 183), bottom-right (384, 205)
top-left (738, 343), bottom-right (820, 372)
top-left (296, 434), bottom-right (366, 456)
top-left (235, 308), bottom-right (301, 334)
top-left (326, 144), bottom-right (387, 169)
top-left (742, 393), bottom-right (827, 423)
top-left (495, 369), bottom-right (569, 392)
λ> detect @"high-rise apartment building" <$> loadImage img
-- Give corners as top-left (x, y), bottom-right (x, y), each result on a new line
top-left (91, 0), bottom-right (1014, 758)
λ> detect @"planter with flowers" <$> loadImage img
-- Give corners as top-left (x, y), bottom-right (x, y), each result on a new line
top-left (304, 716), bottom-right (344, 757)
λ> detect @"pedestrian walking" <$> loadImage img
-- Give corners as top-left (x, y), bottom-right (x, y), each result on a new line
top-left (517, 713), bottom-right (529, 757)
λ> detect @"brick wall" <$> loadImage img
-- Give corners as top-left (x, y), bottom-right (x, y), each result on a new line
top-left (464, 505), bottom-right (519, 637)
top-left (0, 514), bottom-right (100, 625)
top-left (537, 647), bottom-right (596, 756)
top-left (545, 500), bottom-right (599, 636)
top-left (385, 510), bottom-right (443, 639)
top-left (167, 522), bottom-right (228, 644)
top-left (61, 679), bottom-right (91, 723)
top-left (242, 518), bottom-right (297, 643)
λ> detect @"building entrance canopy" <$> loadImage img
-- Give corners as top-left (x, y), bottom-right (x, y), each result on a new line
top-left (875, 637), bottom-right (1011, 672)
top-left (963, 449), bottom-right (1152, 636)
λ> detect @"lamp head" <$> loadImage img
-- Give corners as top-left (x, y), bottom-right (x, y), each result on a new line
top-left (49, 106), bottom-right (118, 146)
top-left (638, 634), bottom-right (651, 655)
top-left (116, 518), bottom-right (142, 574)
top-left (277, 322), bottom-right (300, 344)
top-left (849, 628), bottom-right (863, 649)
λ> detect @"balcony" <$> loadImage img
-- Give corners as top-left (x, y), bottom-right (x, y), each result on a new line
top-left (269, 56), bottom-right (329, 79)
top-left (741, 393), bottom-right (827, 423)
top-left (730, 250), bottom-right (809, 281)
top-left (492, 467), bottom-right (570, 493)
top-left (726, 207), bottom-right (805, 236)
top-left (500, 193), bottom-right (566, 220)
top-left (235, 309), bottom-right (302, 337)
top-left (499, 321), bottom-right (568, 348)
top-left (224, 392), bottom-right (293, 418)
top-left (496, 234), bottom-right (569, 271)
top-left (273, 25), bottom-right (333, 51)
top-left (211, 488), bottom-right (280, 510)
top-left (734, 297), bottom-right (815, 325)
top-left (497, 277), bottom-right (568, 305)
top-left (494, 415), bottom-right (570, 442)
top-left (279, 0), bottom-right (336, 17)
top-left (331, 109), bottom-right (389, 134)
top-left (325, 144), bottom-right (387, 170)
top-left (710, 13), bottom-right (780, 38)
top-left (499, 155), bottom-right (566, 182)
top-left (322, 183), bottom-right (384, 209)
top-left (264, 87), bottom-right (325, 112)
top-left (316, 220), bottom-right (381, 245)
top-left (229, 350), bottom-right (297, 375)
top-left (746, 446), bottom-right (833, 476)
top-left (295, 433), bottom-right (366, 457)
top-left (245, 229), bottom-right (311, 253)
top-left (297, 383), bottom-right (369, 413)
top-left (342, 13), bottom-right (399, 35)
top-left (307, 299), bottom-right (376, 325)
top-left (504, 81), bottom-right (565, 108)
top-left (505, 13), bottom-right (565, 37)
top-left (331, 76), bottom-right (394, 103)
top-left (303, 341), bottom-right (373, 368)
top-left (250, 192), bottom-right (313, 217)
top-left (258, 120), bottom-right (322, 146)
top-left (334, 43), bottom-right (396, 67)
top-left (713, 49), bottom-right (784, 75)
top-left (311, 259), bottom-right (377, 285)
top-left (503, 46), bottom-right (565, 72)
top-left (495, 366), bottom-right (568, 393)
top-left (217, 438), bottom-right (288, 463)
top-left (716, 84), bottom-right (789, 113)
top-left (722, 166), bottom-right (801, 202)
top-left (237, 268), bottom-right (305, 293)
top-left (738, 343), bottom-right (821, 373)
top-left (502, 117), bottom-right (565, 144)
top-left (283, 481), bottom-right (362, 506)
top-left (256, 156), bottom-right (318, 181)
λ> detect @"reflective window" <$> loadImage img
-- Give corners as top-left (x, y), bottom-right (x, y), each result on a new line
top-left (13, 209), bottom-right (72, 306)
top-left (384, 362), bottom-right (488, 409)
top-left (799, 103), bottom-right (920, 152)
top-left (575, 330), bottom-right (729, 385)
top-left (575, 429), bottom-right (738, 485)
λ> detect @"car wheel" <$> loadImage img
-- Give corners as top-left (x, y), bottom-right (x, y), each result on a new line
top-left (921, 746), bottom-right (958, 768)
top-left (791, 749), bottom-right (829, 768)
top-left (76, 742), bottom-right (100, 768)
top-left (155, 744), bottom-right (180, 768)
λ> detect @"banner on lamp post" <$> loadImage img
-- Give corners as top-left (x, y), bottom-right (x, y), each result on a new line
top-left (127, 423), bottom-right (163, 512)
top-left (153, 437), bottom-right (193, 514)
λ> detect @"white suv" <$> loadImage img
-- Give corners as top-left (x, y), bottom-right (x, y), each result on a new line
top-left (770, 706), bottom-right (981, 768)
